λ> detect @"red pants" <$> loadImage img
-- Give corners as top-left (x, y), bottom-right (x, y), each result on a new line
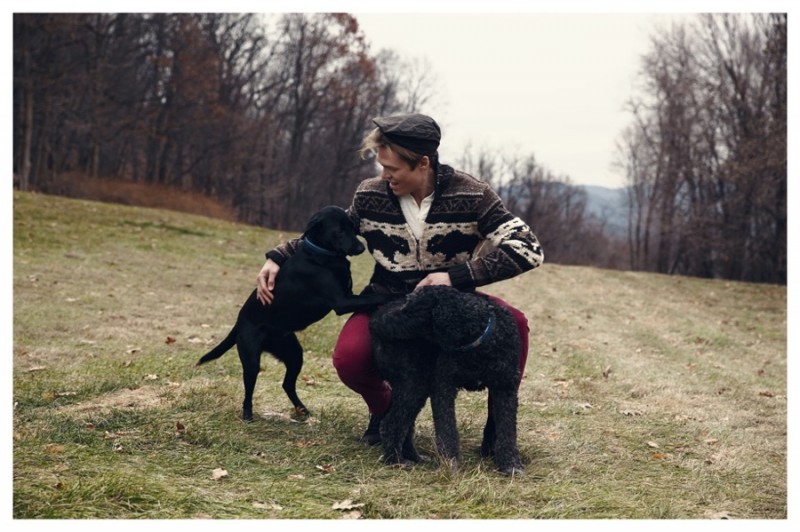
top-left (331, 294), bottom-right (530, 416)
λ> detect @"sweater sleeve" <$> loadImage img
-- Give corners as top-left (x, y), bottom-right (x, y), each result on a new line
top-left (265, 237), bottom-right (302, 266)
top-left (448, 187), bottom-right (544, 289)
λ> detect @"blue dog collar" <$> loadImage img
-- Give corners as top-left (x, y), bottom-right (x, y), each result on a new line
top-left (302, 237), bottom-right (339, 256)
top-left (454, 314), bottom-right (494, 351)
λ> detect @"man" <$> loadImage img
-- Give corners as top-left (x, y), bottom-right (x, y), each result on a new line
top-left (257, 113), bottom-right (544, 443)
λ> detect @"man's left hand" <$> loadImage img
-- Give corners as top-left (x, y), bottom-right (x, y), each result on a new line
top-left (414, 272), bottom-right (452, 290)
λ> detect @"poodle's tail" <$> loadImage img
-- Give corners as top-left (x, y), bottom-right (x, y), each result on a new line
top-left (196, 325), bottom-right (238, 365)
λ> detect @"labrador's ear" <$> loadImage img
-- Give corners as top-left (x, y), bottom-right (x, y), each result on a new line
top-left (303, 210), bottom-right (325, 237)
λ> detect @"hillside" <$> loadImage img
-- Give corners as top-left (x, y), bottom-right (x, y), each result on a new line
top-left (12, 191), bottom-right (787, 519)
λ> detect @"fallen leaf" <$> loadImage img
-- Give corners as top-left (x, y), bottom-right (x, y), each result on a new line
top-left (253, 502), bottom-right (283, 511)
top-left (332, 499), bottom-right (365, 511)
top-left (619, 409), bottom-right (643, 417)
top-left (143, 374), bottom-right (159, 381)
top-left (602, 366), bottom-right (612, 379)
top-left (302, 375), bottom-right (317, 386)
top-left (211, 468), bottom-right (228, 481)
top-left (341, 510), bottom-right (363, 519)
top-left (705, 438), bottom-right (719, 445)
top-left (262, 411), bottom-right (306, 423)
top-left (126, 347), bottom-right (141, 354)
top-left (759, 390), bottom-right (776, 398)
top-left (647, 441), bottom-right (659, 448)
top-left (45, 444), bottom-right (65, 454)
top-left (572, 403), bottom-right (592, 414)
top-left (652, 452), bottom-right (667, 460)
top-left (165, 336), bottom-right (176, 345)
top-left (27, 366), bottom-right (47, 373)
top-left (316, 464), bottom-right (336, 474)
top-left (175, 421), bottom-right (186, 435)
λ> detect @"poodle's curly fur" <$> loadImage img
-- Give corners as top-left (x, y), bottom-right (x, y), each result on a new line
top-left (369, 285), bottom-right (524, 475)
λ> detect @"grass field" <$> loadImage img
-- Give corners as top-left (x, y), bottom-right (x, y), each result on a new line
top-left (11, 191), bottom-right (788, 519)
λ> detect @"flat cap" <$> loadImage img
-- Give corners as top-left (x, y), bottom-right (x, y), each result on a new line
top-left (372, 113), bottom-right (441, 156)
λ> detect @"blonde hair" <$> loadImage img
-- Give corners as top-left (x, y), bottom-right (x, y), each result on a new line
top-left (359, 127), bottom-right (428, 170)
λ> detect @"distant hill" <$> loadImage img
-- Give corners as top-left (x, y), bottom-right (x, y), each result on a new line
top-left (580, 185), bottom-right (628, 238)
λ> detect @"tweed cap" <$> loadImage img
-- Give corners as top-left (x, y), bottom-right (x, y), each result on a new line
top-left (372, 113), bottom-right (441, 156)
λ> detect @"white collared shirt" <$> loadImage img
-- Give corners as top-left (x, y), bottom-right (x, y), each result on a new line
top-left (398, 192), bottom-right (434, 240)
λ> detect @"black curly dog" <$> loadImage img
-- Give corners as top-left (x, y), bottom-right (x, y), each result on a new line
top-left (198, 206), bottom-right (386, 421)
top-left (369, 285), bottom-right (524, 475)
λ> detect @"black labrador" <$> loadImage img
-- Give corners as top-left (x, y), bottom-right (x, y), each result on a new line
top-left (197, 206), bottom-right (385, 421)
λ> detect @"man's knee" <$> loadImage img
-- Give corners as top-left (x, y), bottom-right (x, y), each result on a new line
top-left (332, 313), bottom-right (373, 378)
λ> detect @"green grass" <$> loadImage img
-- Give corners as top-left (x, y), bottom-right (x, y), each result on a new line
top-left (12, 191), bottom-right (787, 519)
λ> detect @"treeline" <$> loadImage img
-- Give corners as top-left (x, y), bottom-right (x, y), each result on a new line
top-left (616, 14), bottom-right (786, 283)
top-left (11, 11), bottom-right (619, 269)
top-left (13, 13), bottom-right (414, 229)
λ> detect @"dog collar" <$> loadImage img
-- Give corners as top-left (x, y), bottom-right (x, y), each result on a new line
top-left (454, 314), bottom-right (494, 351)
top-left (302, 237), bottom-right (339, 256)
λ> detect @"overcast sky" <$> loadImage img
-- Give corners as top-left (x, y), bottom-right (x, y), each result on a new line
top-left (7, 0), bottom-right (794, 190)
top-left (343, 0), bottom-right (789, 190)
top-left (355, 12), bottom-right (679, 189)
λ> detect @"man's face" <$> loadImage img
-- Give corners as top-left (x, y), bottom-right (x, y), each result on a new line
top-left (376, 145), bottom-right (430, 198)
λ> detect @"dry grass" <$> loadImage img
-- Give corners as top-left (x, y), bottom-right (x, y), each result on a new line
top-left (37, 172), bottom-right (239, 222)
top-left (12, 190), bottom-right (788, 519)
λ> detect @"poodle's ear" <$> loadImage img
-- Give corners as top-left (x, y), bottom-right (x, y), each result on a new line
top-left (374, 292), bottom-right (435, 340)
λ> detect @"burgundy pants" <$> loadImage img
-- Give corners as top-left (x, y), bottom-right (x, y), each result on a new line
top-left (331, 294), bottom-right (530, 416)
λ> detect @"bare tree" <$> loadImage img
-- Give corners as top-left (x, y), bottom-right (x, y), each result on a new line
top-left (617, 13), bottom-right (786, 283)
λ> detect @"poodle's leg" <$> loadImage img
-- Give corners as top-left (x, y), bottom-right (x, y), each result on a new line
top-left (380, 384), bottom-right (427, 466)
top-left (400, 391), bottom-right (429, 463)
top-left (480, 407), bottom-right (496, 458)
top-left (430, 382), bottom-right (460, 471)
top-left (488, 387), bottom-right (524, 475)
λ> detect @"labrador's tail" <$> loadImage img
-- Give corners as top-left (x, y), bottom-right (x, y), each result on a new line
top-left (197, 325), bottom-right (238, 365)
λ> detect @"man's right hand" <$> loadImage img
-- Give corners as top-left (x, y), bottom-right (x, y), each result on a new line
top-left (256, 259), bottom-right (280, 305)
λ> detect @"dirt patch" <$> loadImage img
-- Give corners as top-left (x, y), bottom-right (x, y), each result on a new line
top-left (57, 377), bottom-right (215, 417)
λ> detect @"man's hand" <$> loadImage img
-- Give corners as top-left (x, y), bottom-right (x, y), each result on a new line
top-left (256, 259), bottom-right (280, 305)
top-left (414, 272), bottom-right (452, 290)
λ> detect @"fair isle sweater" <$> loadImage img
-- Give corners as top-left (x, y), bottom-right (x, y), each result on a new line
top-left (266, 164), bottom-right (544, 295)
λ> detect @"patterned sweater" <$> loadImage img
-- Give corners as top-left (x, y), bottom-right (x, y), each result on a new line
top-left (267, 164), bottom-right (544, 295)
